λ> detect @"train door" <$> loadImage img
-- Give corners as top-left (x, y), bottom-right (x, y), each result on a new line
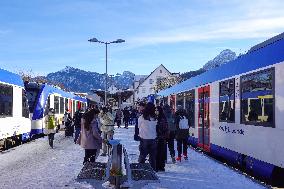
top-left (170, 95), bottom-right (176, 112)
top-left (197, 85), bottom-right (211, 152)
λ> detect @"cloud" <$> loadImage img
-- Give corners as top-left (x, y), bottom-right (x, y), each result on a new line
top-left (127, 16), bottom-right (284, 47)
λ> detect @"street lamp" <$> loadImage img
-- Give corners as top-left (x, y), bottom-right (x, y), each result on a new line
top-left (88, 38), bottom-right (125, 106)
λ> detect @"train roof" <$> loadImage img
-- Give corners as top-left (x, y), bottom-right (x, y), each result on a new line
top-left (0, 68), bottom-right (24, 87)
top-left (158, 32), bottom-right (284, 96)
top-left (41, 84), bottom-right (87, 102)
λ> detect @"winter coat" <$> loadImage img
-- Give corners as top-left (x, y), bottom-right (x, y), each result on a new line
top-left (99, 112), bottom-right (114, 132)
top-left (156, 117), bottom-right (169, 140)
top-left (115, 110), bottom-right (122, 120)
top-left (73, 111), bottom-right (83, 129)
top-left (79, 118), bottom-right (102, 150)
top-left (46, 114), bottom-right (56, 134)
top-left (175, 113), bottom-right (189, 140)
top-left (138, 116), bottom-right (157, 140)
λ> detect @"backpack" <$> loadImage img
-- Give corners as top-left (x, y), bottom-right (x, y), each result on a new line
top-left (178, 116), bottom-right (189, 129)
top-left (48, 115), bottom-right (56, 129)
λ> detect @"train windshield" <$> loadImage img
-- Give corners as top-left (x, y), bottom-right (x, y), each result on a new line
top-left (25, 83), bottom-right (42, 113)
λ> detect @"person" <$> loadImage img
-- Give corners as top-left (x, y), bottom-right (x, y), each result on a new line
top-left (175, 106), bottom-right (189, 162)
top-left (64, 109), bottom-right (73, 137)
top-left (115, 108), bottom-right (122, 128)
top-left (134, 102), bottom-right (145, 141)
top-left (138, 102), bottom-right (157, 171)
top-left (155, 106), bottom-right (169, 171)
top-left (78, 109), bottom-right (102, 164)
top-left (46, 108), bottom-right (56, 148)
top-left (99, 107), bottom-right (115, 156)
top-left (123, 107), bottom-right (130, 129)
top-left (163, 104), bottom-right (176, 163)
top-left (73, 108), bottom-right (84, 143)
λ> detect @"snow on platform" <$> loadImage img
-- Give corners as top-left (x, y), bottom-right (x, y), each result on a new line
top-left (0, 126), bottom-right (267, 189)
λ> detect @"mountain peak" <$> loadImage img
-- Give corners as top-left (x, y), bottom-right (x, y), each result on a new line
top-left (202, 49), bottom-right (236, 70)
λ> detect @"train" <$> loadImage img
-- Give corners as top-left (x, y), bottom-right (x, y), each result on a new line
top-left (0, 68), bottom-right (31, 150)
top-left (157, 32), bottom-right (284, 186)
top-left (0, 68), bottom-right (87, 150)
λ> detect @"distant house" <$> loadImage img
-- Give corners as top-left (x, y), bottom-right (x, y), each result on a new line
top-left (133, 64), bottom-right (174, 102)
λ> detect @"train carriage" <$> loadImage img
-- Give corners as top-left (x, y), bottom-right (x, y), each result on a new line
top-left (0, 68), bottom-right (31, 150)
top-left (25, 83), bottom-right (87, 137)
top-left (158, 33), bottom-right (284, 185)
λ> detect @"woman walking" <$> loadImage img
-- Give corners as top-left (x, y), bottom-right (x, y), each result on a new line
top-left (78, 109), bottom-right (102, 164)
top-left (46, 108), bottom-right (56, 148)
top-left (138, 102), bottom-right (157, 171)
top-left (156, 106), bottom-right (169, 171)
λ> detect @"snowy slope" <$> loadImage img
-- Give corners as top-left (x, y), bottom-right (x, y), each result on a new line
top-left (0, 126), bottom-right (266, 189)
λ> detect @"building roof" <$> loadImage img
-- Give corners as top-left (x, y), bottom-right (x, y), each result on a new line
top-left (158, 32), bottom-right (284, 96)
top-left (136, 64), bottom-right (171, 89)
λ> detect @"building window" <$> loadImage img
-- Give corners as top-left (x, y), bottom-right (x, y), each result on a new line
top-left (0, 84), bottom-right (13, 117)
top-left (54, 96), bottom-right (60, 114)
top-left (185, 90), bottom-right (195, 128)
top-left (60, 97), bottom-right (64, 114)
top-left (219, 79), bottom-right (235, 122)
top-left (240, 68), bottom-right (274, 127)
top-left (149, 79), bottom-right (153, 84)
top-left (22, 89), bottom-right (29, 118)
top-left (65, 98), bottom-right (69, 111)
top-left (160, 70), bottom-right (162, 73)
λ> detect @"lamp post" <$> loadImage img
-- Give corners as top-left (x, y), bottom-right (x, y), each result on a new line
top-left (88, 38), bottom-right (125, 106)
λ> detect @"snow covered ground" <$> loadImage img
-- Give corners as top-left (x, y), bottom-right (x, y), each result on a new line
top-left (0, 125), bottom-right (267, 189)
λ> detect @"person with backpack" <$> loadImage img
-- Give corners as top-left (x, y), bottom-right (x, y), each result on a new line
top-left (175, 105), bottom-right (189, 162)
top-left (64, 109), bottom-right (73, 137)
top-left (155, 106), bottom-right (169, 171)
top-left (73, 108), bottom-right (84, 143)
top-left (163, 104), bottom-right (176, 163)
top-left (46, 108), bottom-right (56, 148)
top-left (115, 108), bottom-right (122, 128)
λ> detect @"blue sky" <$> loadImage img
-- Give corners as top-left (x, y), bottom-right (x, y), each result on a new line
top-left (0, 0), bottom-right (284, 76)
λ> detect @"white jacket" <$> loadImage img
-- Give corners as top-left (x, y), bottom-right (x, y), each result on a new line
top-left (138, 116), bottom-right (157, 139)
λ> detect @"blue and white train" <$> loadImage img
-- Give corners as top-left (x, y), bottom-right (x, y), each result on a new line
top-left (25, 82), bottom-right (87, 137)
top-left (0, 68), bottom-right (31, 150)
top-left (158, 32), bottom-right (284, 186)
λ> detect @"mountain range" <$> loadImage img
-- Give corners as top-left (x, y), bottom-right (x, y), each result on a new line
top-left (37, 49), bottom-right (237, 93)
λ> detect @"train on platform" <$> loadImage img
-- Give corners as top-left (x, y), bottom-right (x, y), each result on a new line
top-left (157, 32), bottom-right (284, 186)
top-left (0, 68), bottom-right (87, 150)
top-left (25, 82), bottom-right (87, 138)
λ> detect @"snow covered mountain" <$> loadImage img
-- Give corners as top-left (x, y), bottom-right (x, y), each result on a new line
top-left (181, 49), bottom-right (237, 81)
top-left (45, 66), bottom-right (135, 92)
top-left (202, 49), bottom-right (237, 70)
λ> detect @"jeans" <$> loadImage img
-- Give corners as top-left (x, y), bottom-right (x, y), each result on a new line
top-left (167, 131), bottom-right (175, 157)
top-left (48, 133), bottom-right (55, 148)
top-left (74, 127), bottom-right (81, 143)
top-left (138, 139), bottom-right (157, 171)
top-left (177, 138), bottom-right (188, 157)
top-left (84, 149), bottom-right (98, 164)
top-left (156, 139), bottom-right (167, 171)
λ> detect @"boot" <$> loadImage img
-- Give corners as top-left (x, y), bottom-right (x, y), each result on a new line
top-left (183, 153), bottom-right (188, 160)
top-left (176, 156), bottom-right (181, 162)
top-left (171, 155), bottom-right (176, 163)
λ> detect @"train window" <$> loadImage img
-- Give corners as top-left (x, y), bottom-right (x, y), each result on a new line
top-left (219, 79), bottom-right (235, 122)
top-left (240, 68), bottom-right (274, 127)
top-left (65, 98), bottom-right (69, 111)
top-left (54, 96), bottom-right (60, 114)
top-left (22, 89), bottom-right (29, 118)
top-left (0, 84), bottom-right (13, 116)
top-left (176, 93), bottom-right (184, 108)
top-left (185, 90), bottom-right (195, 128)
top-left (44, 96), bottom-right (50, 116)
top-left (60, 97), bottom-right (64, 114)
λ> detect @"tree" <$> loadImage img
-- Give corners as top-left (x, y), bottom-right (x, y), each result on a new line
top-left (154, 75), bottom-right (182, 93)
